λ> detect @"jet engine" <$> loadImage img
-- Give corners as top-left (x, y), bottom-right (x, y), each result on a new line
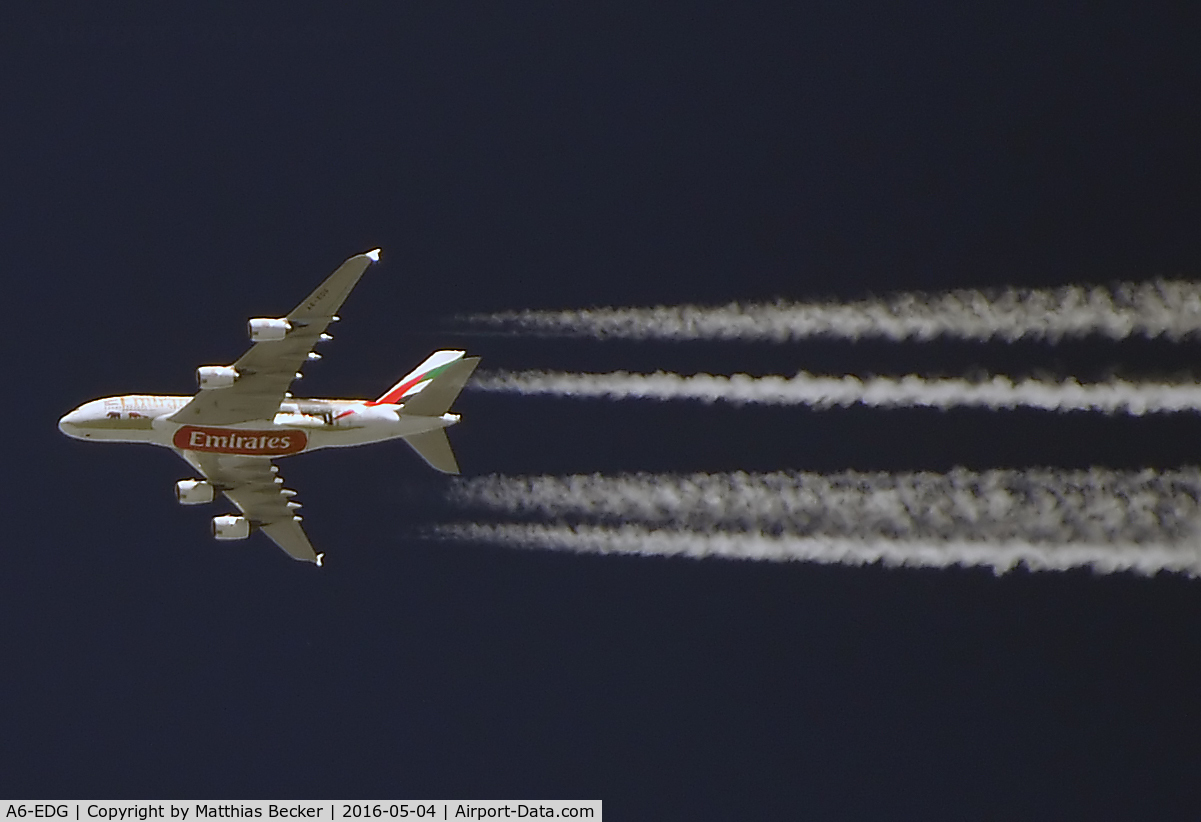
top-left (212, 515), bottom-right (250, 540)
top-left (197, 365), bottom-right (239, 390)
top-left (248, 317), bottom-right (292, 342)
top-left (175, 479), bottom-right (215, 505)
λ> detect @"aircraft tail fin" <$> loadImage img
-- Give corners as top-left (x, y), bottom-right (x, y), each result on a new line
top-left (399, 357), bottom-right (480, 417)
top-left (404, 428), bottom-right (460, 474)
top-left (371, 350), bottom-right (466, 405)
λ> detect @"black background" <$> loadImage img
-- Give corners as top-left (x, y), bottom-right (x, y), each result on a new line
top-left (5, 4), bottom-right (1201, 818)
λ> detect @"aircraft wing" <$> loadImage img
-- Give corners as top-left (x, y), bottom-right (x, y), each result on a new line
top-left (179, 450), bottom-right (320, 564)
top-left (171, 249), bottom-right (380, 426)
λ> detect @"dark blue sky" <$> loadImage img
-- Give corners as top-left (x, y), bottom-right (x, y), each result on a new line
top-left (5, 3), bottom-right (1201, 817)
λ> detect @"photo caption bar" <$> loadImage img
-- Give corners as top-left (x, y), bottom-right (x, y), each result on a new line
top-left (0, 802), bottom-right (601, 821)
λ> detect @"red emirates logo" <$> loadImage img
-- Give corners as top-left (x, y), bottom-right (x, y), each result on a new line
top-left (173, 426), bottom-right (307, 455)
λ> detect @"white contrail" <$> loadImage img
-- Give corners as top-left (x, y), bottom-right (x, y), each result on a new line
top-left (456, 279), bottom-right (1201, 342)
top-left (447, 469), bottom-right (1201, 547)
top-left (470, 369), bottom-right (1201, 415)
top-left (429, 522), bottom-right (1201, 576)
top-left (434, 468), bottom-right (1201, 575)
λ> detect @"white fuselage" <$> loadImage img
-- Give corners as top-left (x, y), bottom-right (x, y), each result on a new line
top-left (58, 394), bottom-right (458, 456)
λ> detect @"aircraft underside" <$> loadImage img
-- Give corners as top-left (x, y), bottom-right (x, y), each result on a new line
top-left (58, 249), bottom-right (479, 564)
top-left (61, 394), bottom-right (458, 455)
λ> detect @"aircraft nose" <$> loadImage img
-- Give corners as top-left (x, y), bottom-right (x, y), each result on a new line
top-left (58, 408), bottom-right (87, 437)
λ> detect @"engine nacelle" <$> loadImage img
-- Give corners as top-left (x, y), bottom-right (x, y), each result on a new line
top-left (175, 479), bottom-right (215, 505)
top-left (211, 515), bottom-right (250, 540)
top-left (248, 317), bottom-right (292, 342)
top-left (197, 365), bottom-right (239, 390)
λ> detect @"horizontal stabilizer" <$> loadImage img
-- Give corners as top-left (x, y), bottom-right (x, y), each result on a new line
top-left (404, 429), bottom-right (459, 474)
top-left (400, 357), bottom-right (480, 417)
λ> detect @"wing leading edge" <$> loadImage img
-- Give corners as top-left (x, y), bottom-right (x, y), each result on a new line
top-left (172, 249), bottom-right (380, 426)
top-left (180, 450), bottom-right (319, 563)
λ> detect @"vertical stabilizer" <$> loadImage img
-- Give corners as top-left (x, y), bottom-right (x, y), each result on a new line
top-left (371, 350), bottom-right (465, 405)
top-left (399, 357), bottom-right (480, 417)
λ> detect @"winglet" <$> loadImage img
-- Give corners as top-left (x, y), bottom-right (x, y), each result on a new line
top-left (365, 248), bottom-right (381, 262)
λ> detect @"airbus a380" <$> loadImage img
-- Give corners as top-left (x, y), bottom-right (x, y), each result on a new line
top-left (58, 249), bottom-right (479, 565)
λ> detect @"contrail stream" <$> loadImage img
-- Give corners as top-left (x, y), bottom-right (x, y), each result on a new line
top-left (433, 468), bottom-right (1201, 575)
top-left (448, 469), bottom-right (1201, 544)
top-left (455, 280), bottom-right (1201, 342)
top-left (432, 523), bottom-right (1201, 574)
top-left (431, 523), bottom-right (1201, 575)
top-left (470, 370), bottom-right (1201, 415)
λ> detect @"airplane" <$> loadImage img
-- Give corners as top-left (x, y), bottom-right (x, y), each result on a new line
top-left (58, 248), bottom-right (479, 566)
